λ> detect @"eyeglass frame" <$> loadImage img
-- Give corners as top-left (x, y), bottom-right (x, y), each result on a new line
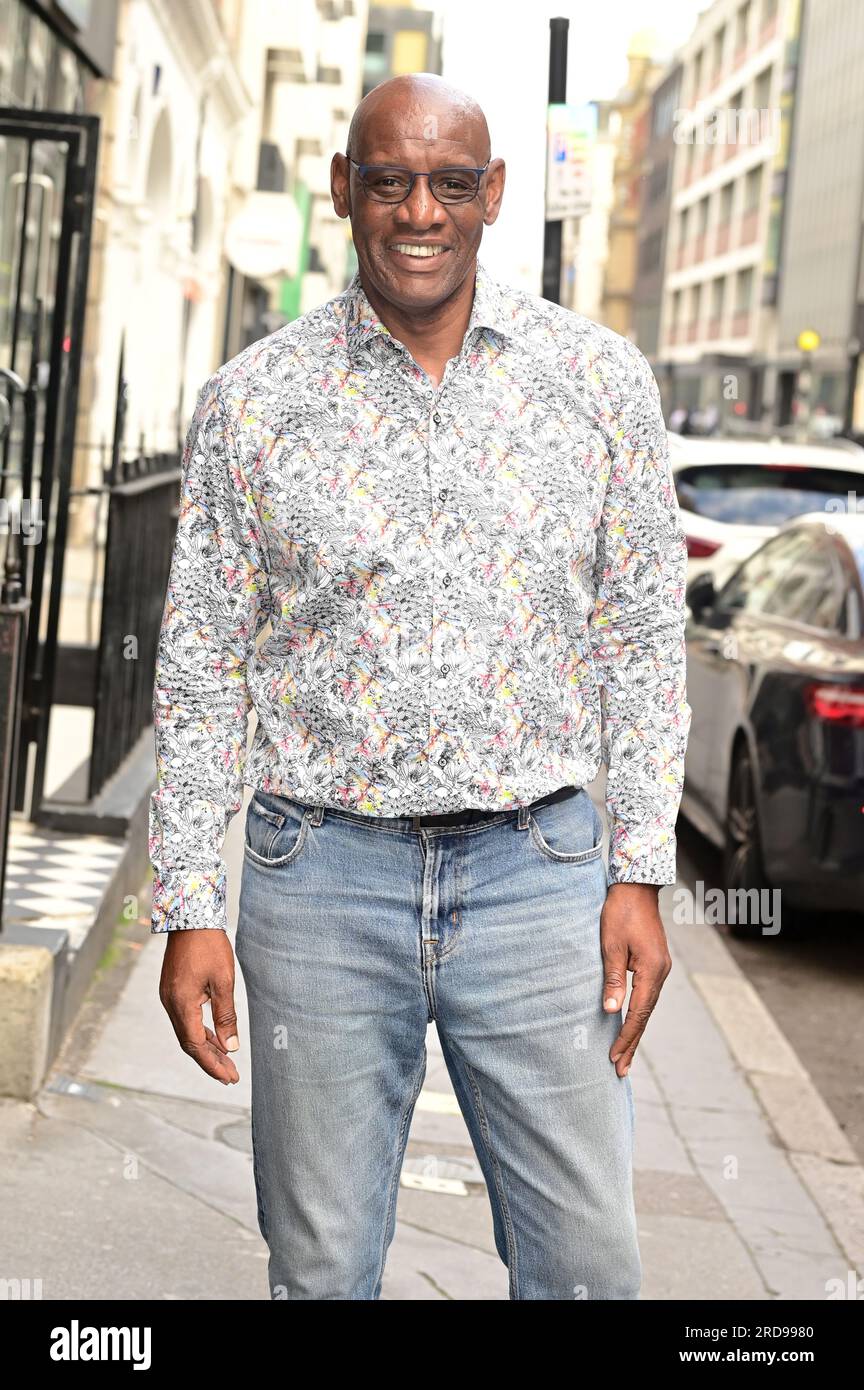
top-left (345, 154), bottom-right (491, 205)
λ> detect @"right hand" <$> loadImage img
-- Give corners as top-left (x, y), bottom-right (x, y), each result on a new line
top-left (159, 928), bottom-right (241, 1085)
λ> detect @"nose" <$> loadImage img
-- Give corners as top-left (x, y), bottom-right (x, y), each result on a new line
top-left (395, 173), bottom-right (448, 227)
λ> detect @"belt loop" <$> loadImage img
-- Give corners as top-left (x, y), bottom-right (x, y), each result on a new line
top-left (517, 806), bottom-right (529, 830)
top-left (310, 803), bottom-right (325, 826)
top-left (411, 814), bottom-right (421, 831)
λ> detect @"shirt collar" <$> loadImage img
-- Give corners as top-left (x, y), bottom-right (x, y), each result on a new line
top-left (342, 257), bottom-right (518, 367)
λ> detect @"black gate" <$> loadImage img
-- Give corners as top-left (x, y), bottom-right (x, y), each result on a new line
top-left (0, 108), bottom-right (99, 917)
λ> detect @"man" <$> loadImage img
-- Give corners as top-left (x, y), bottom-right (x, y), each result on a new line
top-left (150, 72), bottom-right (691, 1301)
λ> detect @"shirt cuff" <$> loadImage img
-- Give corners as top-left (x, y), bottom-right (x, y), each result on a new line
top-left (150, 872), bottom-right (229, 933)
top-left (606, 825), bottom-right (679, 886)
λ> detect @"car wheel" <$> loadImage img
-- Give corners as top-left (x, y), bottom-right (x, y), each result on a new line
top-left (723, 745), bottom-right (773, 940)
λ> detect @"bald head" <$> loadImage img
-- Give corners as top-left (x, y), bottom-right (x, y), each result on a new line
top-left (331, 71), bottom-right (504, 322)
top-left (346, 73), bottom-right (491, 164)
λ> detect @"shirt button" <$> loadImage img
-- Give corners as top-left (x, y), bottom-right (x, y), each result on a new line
top-left (440, 663), bottom-right (450, 674)
top-left (443, 575), bottom-right (452, 586)
top-left (432, 412), bottom-right (442, 424)
top-left (438, 489), bottom-right (447, 501)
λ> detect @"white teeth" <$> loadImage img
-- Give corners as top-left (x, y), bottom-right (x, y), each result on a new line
top-left (392, 244), bottom-right (445, 258)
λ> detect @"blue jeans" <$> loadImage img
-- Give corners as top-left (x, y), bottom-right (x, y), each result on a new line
top-left (234, 784), bottom-right (641, 1300)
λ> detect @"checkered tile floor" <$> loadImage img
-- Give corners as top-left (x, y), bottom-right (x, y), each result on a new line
top-left (2, 819), bottom-right (126, 950)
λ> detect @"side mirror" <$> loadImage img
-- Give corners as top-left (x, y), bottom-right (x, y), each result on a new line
top-left (686, 569), bottom-right (716, 619)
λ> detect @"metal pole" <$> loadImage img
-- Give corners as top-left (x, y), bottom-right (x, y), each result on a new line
top-left (542, 16), bottom-right (569, 304)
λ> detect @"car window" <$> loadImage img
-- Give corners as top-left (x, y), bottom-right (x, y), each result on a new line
top-left (760, 542), bottom-right (845, 631)
top-left (674, 464), bottom-right (864, 526)
top-left (716, 530), bottom-right (816, 614)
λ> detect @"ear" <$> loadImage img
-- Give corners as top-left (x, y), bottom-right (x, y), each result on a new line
top-left (483, 157), bottom-right (505, 226)
top-left (331, 152), bottom-right (350, 219)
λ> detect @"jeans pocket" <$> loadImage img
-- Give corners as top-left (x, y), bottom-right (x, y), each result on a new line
top-left (244, 793), bottom-right (310, 868)
top-left (527, 791), bottom-right (604, 864)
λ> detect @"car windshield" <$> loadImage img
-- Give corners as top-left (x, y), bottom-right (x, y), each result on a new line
top-left (674, 464), bottom-right (864, 525)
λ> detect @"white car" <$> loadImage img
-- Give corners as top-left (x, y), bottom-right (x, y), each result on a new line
top-left (666, 433), bottom-right (864, 585)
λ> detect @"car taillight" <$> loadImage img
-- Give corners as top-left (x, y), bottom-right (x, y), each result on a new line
top-left (686, 534), bottom-right (721, 558)
top-left (804, 684), bottom-right (864, 727)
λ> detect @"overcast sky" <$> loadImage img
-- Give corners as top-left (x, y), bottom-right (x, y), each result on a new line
top-left (436, 0), bottom-right (709, 286)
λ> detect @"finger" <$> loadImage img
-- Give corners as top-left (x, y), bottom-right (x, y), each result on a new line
top-left (172, 1001), bottom-right (240, 1085)
top-left (209, 974), bottom-right (240, 1055)
top-left (610, 964), bottom-right (669, 1074)
top-left (601, 938), bottom-right (629, 1013)
top-left (201, 1024), bottom-right (240, 1080)
top-left (187, 1034), bottom-right (240, 1085)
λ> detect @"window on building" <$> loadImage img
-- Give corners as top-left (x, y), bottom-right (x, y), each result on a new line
top-left (720, 181), bottom-right (734, 222)
top-left (639, 229), bottom-right (663, 273)
top-left (735, 266), bottom-right (754, 311)
top-left (711, 276), bottom-right (725, 319)
top-left (712, 26), bottom-right (725, 77)
top-left (653, 80), bottom-right (678, 138)
top-left (736, 2), bottom-right (751, 55)
top-left (744, 164), bottom-right (762, 211)
top-left (754, 66), bottom-right (772, 109)
top-left (649, 160), bottom-right (668, 203)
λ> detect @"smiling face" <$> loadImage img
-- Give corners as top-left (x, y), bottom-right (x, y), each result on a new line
top-left (331, 76), bottom-right (505, 320)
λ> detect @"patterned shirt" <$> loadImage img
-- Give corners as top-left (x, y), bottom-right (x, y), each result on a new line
top-left (148, 257), bottom-right (691, 932)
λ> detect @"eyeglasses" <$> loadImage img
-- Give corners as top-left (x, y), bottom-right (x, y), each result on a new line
top-left (346, 156), bottom-right (490, 204)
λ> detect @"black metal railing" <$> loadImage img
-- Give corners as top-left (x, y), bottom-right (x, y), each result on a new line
top-left (88, 453), bottom-right (179, 798)
top-left (0, 507), bottom-right (31, 923)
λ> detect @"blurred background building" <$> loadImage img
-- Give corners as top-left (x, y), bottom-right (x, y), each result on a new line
top-left (652, 0), bottom-right (793, 426)
top-left (773, 0), bottom-right (864, 435)
top-left (362, 1), bottom-right (442, 96)
top-left (598, 34), bottom-right (663, 338)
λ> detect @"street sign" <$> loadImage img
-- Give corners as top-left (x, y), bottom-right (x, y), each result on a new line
top-left (225, 190), bottom-right (302, 280)
top-left (545, 101), bottom-right (596, 221)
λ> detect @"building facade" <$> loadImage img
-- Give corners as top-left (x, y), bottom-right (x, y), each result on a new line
top-left (599, 42), bottom-right (664, 340)
top-left (632, 62), bottom-right (682, 359)
top-left (656, 0), bottom-right (795, 423)
top-left (363, 1), bottom-right (441, 98)
top-left (773, 0), bottom-right (864, 432)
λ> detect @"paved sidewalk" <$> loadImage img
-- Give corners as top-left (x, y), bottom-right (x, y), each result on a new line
top-left (1, 782), bottom-right (861, 1300)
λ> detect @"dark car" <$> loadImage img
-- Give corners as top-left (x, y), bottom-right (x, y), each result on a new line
top-left (681, 511), bottom-right (864, 935)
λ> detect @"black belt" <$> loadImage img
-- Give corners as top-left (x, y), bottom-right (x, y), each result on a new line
top-left (410, 784), bottom-right (578, 831)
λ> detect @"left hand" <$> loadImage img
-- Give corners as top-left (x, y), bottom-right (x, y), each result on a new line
top-left (600, 882), bottom-right (672, 1077)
